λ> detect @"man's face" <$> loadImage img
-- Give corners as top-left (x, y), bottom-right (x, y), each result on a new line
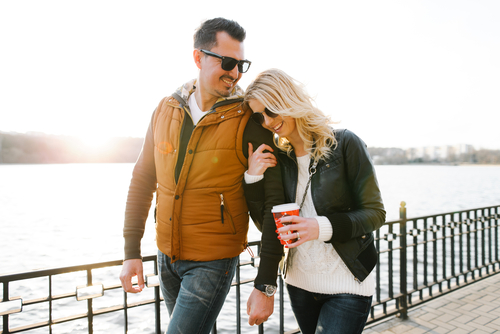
top-left (197, 31), bottom-right (245, 99)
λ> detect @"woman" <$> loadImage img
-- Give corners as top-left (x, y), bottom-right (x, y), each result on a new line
top-left (243, 69), bottom-right (386, 334)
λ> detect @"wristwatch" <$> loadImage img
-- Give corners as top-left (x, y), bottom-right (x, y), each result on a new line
top-left (254, 284), bottom-right (277, 297)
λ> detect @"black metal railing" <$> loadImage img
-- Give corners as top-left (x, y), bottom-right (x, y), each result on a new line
top-left (369, 203), bottom-right (500, 324)
top-left (1, 204), bottom-right (499, 333)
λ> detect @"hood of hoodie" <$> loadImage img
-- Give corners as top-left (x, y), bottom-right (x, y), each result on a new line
top-left (174, 78), bottom-right (244, 108)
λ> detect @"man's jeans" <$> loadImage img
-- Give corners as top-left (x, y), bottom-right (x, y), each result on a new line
top-left (287, 284), bottom-right (372, 334)
top-left (157, 250), bottom-right (238, 334)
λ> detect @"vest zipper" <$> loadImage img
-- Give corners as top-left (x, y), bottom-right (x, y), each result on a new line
top-left (219, 193), bottom-right (236, 234)
top-left (220, 193), bottom-right (225, 225)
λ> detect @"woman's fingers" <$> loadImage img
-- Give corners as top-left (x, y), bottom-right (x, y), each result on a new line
top-left (248, 143), bottom-right (277, 175)
top-left (276, 217), bottom-right (320, 248)
top-left (277, 215), bottom-right (302, 227)
top-left (285, 236), bottom-right (306, 248)
top-left (279, 229), bottom-right (304, 241)
top-left (255, 143), bottom-right (274, 153)
top-left (280, 231), bottom-right (306, 248)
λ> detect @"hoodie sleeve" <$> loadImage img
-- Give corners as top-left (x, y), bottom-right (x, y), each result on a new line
top-left (123, 111), bottom-right (157, 260)
top-left (243, 120), bottom-right (285, 286)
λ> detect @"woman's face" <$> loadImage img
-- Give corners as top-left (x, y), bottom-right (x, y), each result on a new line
top-left (248, 99), bottom-right (297, 139)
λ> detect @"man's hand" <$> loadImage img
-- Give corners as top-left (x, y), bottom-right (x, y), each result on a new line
top-left (247, 288), bottom-right (275, 326)
top-left (119, 259), bottom-right (145, 293)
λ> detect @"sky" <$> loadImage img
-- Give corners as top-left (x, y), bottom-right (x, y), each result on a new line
top-left (1, 0), bottom-right (499, 150)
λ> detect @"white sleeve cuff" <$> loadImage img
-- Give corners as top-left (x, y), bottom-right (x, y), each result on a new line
top-left (244, 171), bottom-right (264, 184)
top-left (316, 216), bottom-right (333, 241)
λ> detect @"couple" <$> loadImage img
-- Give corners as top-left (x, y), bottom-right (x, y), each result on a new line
top-left (119, 17), bottom-right (385, 334)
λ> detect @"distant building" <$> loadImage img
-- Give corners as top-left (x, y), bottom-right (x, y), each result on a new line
top-left (405, 144), bottom-right (475, 163)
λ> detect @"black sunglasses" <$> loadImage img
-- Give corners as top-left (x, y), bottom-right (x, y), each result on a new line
top-left (251, 108), bottom-right (280, 125)
top-left (200, 49), bottom-right (251, 73)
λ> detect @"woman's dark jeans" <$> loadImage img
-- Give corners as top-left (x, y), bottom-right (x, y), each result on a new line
top-left (287, 284), bottom-right (372, 334)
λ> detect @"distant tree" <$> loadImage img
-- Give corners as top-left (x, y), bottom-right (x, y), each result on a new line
top-left (475, 149), bottom-right (500, 164)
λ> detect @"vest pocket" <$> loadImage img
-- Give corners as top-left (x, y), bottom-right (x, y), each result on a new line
top-left (220, 193), bottom-right (236, 234)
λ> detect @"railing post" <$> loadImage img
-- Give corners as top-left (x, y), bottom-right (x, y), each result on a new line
top-left (236, 256), bottom-right (241, 334)
top-left (399, 201), bottom-right (408, 319)
top-left (87, 269), bottom-right (93, 334)
top-left (279, 270), bottom-right (284, 334)
top-left (154, 258), bottom-right (161, 334)
top-left (3, 281), bottom-right (9, 334)
top-left (49, 275), bottom-right (53, 334)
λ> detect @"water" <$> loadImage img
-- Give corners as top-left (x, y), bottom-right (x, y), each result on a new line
top-left (1, 163), bottom-right (500, 333)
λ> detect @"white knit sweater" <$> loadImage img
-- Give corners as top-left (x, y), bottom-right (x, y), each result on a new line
top-left (284, 155), bottom-right (375, 296)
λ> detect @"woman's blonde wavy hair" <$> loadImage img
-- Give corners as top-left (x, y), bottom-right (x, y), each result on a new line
top-left (244, 68), bottom-right (337, 162)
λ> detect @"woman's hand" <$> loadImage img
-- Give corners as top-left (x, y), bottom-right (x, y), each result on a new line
top-left (276, 216), bottom-right (320, 248)
top-left (248, 143), bottom-right (277, 176)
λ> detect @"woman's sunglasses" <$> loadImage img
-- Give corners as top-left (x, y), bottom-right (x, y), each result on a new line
top-left (200, 49), bottom-right (252, 73)
top-left (251, 108), bottom-right (280, 125)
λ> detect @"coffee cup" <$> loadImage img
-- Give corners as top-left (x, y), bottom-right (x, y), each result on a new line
top-left (272, 203), bottom-right (300, 244)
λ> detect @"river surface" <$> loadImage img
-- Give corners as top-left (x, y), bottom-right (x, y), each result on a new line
top-left (1, 163), bottom-right (499, 333)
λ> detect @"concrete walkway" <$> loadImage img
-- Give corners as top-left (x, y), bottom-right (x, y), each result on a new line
top-left (364, 273), bottom-right (500, 334)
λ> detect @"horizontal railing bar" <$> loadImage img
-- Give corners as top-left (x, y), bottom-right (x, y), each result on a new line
top-left (239, 260), bottom-right (254, 266)
top-left (368, 309), bottom-right (401, 322)
top-left (52, 292), bottom-right (76, 300)
top-left (284, 329), bottom-right (301, 334)
top-left (126, 299), bottom-right (158, 308)
top-left (9, 321), bottom-right (50, 333)
top-left (21, 296), bottom-right (51, 305)
top-left (0, 252), bottom-right (261, 282)
top-left (373, 295), bottom-right (404, 305)
top-left (232, 278), bottom-right (254, 286)
top-left (20, 285), bottom-right (125, 307)
top-left (12, 295), bottom-right (174, 333)
top-left (0, 260), bottom-right (124, 282)
top-left (370, 306), bottom-right (401, 316)
top-left (52, 312), bottom-right (89, 324)
top-left (377, 249), bottom-right (398, 254)
top-left (93, 305), bottom-right (124, 315)
top-left (103, 283), bottom-right (123, 291)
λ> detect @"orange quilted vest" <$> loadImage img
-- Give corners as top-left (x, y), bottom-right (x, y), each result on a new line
top-left (152, 95), bottom-right (252, 262)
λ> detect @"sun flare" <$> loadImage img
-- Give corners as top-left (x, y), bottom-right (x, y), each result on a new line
top-left (78, 135), bottom-right (112, 150)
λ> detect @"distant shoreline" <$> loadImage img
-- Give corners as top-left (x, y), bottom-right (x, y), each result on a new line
top-left (1, 132), bottom-right (499, 164)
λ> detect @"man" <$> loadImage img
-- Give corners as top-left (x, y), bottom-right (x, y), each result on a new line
top-left (119, 18), bottom-right (284, 332)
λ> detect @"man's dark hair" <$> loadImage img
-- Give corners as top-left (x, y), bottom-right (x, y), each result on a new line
top-left (194, 17), bottom-right (246, 50)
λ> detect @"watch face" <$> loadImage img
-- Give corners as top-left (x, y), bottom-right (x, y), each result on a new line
top-left (265, 285), bottom-right (277, 296)
top-left (255, 284), bottom-right (277, 296)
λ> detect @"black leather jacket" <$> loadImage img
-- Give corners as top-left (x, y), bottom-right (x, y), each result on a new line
top-left (244, 129), bottom-right (385, 282)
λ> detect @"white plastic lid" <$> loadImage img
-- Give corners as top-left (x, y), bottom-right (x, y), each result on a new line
top-left (271, 203), bottom-right (300, 213)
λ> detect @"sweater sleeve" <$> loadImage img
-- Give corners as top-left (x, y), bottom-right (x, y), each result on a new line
top-left (316, 216), bottom-right (333, 242)
top-left (244, 171), bottom-right (264, 184)
top-left (123, 112), bottom-right (157, 260)
top-left (243, 120), bottom-right (285, 286)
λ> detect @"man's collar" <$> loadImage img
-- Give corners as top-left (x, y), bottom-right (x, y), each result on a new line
top-left (176, 78), bottom-right (244, 106)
